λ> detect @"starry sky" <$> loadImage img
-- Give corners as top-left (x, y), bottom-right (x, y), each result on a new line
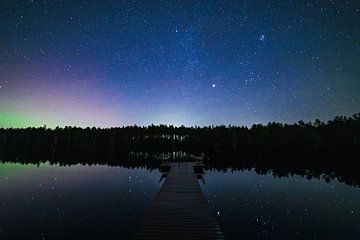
top-left (0, 0), bottom-right (359, 128)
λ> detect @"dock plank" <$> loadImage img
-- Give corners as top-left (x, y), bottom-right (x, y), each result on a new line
top-left (134, 162), bottom-right (224, 239)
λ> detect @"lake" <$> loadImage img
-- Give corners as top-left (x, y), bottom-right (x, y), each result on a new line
top-left (0, 162), bottom-right (359, 239)
top-left (201, 169), bottom-right (360, 239)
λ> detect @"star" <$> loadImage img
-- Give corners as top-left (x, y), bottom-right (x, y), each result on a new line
top-left (0, 1), bottom-right (358, 127)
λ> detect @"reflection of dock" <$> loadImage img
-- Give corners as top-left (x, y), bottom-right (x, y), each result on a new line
top-left (134, 162), bottom-right (224, 239)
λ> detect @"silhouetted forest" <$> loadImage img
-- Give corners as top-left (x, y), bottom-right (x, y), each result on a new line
top-left (0, 114), bottom-right (359, 186)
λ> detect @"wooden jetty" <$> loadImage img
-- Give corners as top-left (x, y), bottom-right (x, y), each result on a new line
top-left (134, 161), bottom-right (224, 239)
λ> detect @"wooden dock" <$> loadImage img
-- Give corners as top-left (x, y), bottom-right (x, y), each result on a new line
top-left (134, 162), bottom-right (224, 239)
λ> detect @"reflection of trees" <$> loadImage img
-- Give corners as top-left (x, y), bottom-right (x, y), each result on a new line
top-left (0, 114), bottom-right (359, 186)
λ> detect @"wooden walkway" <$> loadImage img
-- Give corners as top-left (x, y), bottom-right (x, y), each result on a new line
top-left (134, 162), bottom-right (224, 239)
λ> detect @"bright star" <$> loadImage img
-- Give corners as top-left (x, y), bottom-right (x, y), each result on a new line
top-left (212, 84), bottom-right (216, 88)
top-left (260, 34), bottom-right (265, 41)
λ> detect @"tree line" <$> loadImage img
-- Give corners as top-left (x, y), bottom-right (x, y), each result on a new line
top-left (1, 113), bottom-right (359, 158)
top-left (0, 113), bottom-right (359, 186)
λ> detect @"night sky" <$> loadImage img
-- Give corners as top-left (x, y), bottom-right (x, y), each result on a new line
top-left (0, 0), bottom-right (359, 128)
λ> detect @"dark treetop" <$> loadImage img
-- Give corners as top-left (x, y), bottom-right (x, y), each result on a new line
top-left (1, 114), bottom-right (360, 186)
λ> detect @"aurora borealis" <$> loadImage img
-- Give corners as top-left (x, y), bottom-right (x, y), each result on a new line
top-left (0, 1), bottom-right (359, 128)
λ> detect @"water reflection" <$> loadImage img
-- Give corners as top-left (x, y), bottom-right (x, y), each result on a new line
top-left (1, 154), bottom-right (360, 239)
top-left (201, 168), bottom-right (360, 240)
top-left (0, 162), bottom-right (162, 240)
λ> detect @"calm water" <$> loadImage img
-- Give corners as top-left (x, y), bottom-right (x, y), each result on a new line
top-left (201, 169), bottom-right (360, 239)
top-left (1, 163), bottom-right (360, 240)
top-left (0, 163), bottom-right (162, 239)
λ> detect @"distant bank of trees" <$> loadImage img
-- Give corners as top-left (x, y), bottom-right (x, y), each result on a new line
top-left (0, 114), bottom-right (359, 186)
top-left (1, 113), bottom-right (359, 159)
